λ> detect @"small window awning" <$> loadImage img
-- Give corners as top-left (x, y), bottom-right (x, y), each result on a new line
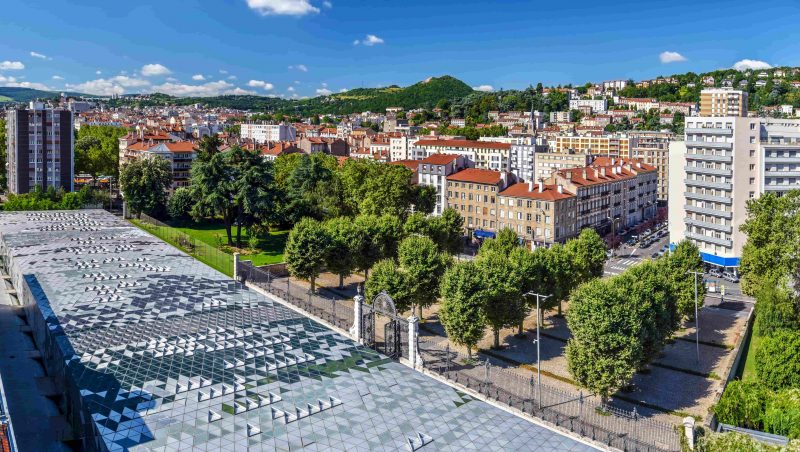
top-left (474, 230), bottom-right (496, 239)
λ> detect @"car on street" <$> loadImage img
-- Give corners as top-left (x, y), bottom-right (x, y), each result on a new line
top-left (722, 272), bottom-right (740, 283)
top-left (708, 268), bottom-right (722, 278)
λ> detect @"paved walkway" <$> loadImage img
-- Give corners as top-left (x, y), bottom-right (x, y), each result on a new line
top-left (0, 276), bottom-right (72, 452)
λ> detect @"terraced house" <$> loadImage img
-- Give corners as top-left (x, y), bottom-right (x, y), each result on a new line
top-left (445, 168), bottom-right (514, 239)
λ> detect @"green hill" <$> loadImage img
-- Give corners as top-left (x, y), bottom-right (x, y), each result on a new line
top-left (0, 87), bottom-right (89, 103)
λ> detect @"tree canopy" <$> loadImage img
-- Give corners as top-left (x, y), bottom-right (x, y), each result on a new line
top-left (119, 156), bottom-right (172, 218)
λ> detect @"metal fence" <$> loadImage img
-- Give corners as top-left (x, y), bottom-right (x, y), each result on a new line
top-left (239, 261), bottom-right (354, 331)
top-left (235, 260), bottom-right (681, 451)
top-left (132, 214), bottom-right (234, 276)
top-left (417, 338), bottom-right (681, 452)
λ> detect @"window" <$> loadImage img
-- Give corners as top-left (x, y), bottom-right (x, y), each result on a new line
top-left (749, 177), bottom-right (755, 185)
top-left (750, 150), bottom-right (755, 157)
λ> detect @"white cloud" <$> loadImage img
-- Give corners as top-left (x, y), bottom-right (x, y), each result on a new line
top-left (294, 80), bottom-right (300, 84)
top-left (0, 61), bottom-right (25, 70)
top-left (192, 74), bottom-right (206, 81)
top-left (322, 0), bottom-right (332, 7)
top-left (245, 0), bottom-right (320, 16)
top-left (96, 70), bottom-right (102, 75)
top-left (733, 59), bottom-right (773, 71)
top-left (0, 75), bottom-right (50, 90)
top-left (339, 88), bottom-right (347, 93)
top-left (659, 51), bottom-right (687, 64)
top-left (66, 76), bottom-right (150, 95)
top-left (227, 75), bottom-right (237, 80)
top-left (287, 86), bottom-right (295, 92)
top-left (151, 80), bottom-right (256, 97)
top-left (473, 85), bottom-right (494, 92)
top-left (228, 87), bottom-right (258, 95)
top-left (321, 82), bottom-right (327, 87)
top-left (316, 88), bottom-right (332, 96)
top-left (353, 34), bottom-right (384, 46)
top-left (30, 51), bottom-right (51, 60)
top-left (141, 63), bottom-right (171, 76)
top-left (247, 79), bottom-right (274, 90)
top-left (52, 75), bottom-right (64, 80)
top-left (288, 64), bottom-right (308, 72)
top-left (219, 69), bottom-right (228, 74)
top-left (166, 77), bottom-right (178, 82)
top-left (0, 75), bottom-right (17, 83)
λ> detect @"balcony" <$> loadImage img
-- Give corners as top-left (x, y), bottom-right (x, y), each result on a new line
top-left (684, 191), bottom-right (732, 204)
top-left (764, 156), bottom-right (800, 164)
top-left (684, 178), bottom-right (732, 190)
top-left (684, 165), bottom-right (732, 177)
top-left (685, 153), bottom-right (733, 163)
top-left (685, 127), bottom-right (733, 136)
top-left (685, 231), bottom-right (732, 248)
top-left (683, 217), bottom-right (733, 233)
top-left (685, 140), bottom-right (733, 150)
top-left (765, 171), bottom-right (800, 178)
top-left (684, 204), bottom-right (733, 219)
top-left (764, 184), bottom-right (800, 192)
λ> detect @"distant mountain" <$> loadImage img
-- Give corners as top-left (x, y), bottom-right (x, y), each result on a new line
top-left (0, 87), bottom-right (89, 103)
top-left (108, 76), bottom-right (476, 115)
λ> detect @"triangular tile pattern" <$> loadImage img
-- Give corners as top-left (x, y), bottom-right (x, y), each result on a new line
top-left (0, 210), bottom-right (595, 451)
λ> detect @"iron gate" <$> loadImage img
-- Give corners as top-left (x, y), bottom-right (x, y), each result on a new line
top-left (362, 291), bottom-right (404, 359)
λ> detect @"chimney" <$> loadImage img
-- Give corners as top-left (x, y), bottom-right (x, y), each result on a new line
top-left (601, 167), bottom-right (606, 177)
top-left (582, 169), bottom-right (587, 179)
top-left (557, 184), bottom-right (563, 194)
top-left (566, 171), bottom-right (572, 180)
top-left (538, 180), bottom-right (544, 193)
top-left (528, 181), bottom-right (534, 192)
top-left (500, 172), bottom-right (507, 187)
top-left (593, 168), bottom-right (599, 178)
top-left (611, 157), bottom-right (616, 166)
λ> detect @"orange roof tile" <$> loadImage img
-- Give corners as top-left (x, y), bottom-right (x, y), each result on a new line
top-left (420, 154), bottom-right (460, 165)
top-left (446, 168), bottom-right (503, 185)
top-left (500, 183), bottom-right (574, 201)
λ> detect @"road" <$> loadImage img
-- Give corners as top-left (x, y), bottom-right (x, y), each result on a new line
top-left (604, 233), bottom-right (671, 277)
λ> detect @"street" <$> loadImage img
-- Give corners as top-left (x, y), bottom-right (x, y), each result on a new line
top-left (603, 231), bottom-right (671, 277)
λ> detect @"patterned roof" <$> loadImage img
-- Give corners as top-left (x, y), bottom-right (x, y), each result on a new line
top-left (0, 210), bottom-right (595, 452)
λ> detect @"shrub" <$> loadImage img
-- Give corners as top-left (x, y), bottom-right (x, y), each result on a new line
top-left (167, 187), bottom-right (195, 220)
top-left (754, 286), bottom-right (800, 337)
top-left (763, 388), bottom-right (800, 439)
top-left (755, 330), bottom-right (800, 391)
top-left (713, 380), bottom-right (769, 430)
top-left (696, 431), bottom-right (789, 452)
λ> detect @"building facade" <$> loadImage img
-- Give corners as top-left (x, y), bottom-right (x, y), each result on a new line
top-left (417, 154), bottom-right (469, 215)
top-left (413, 139), bottom-right (511, 172)
top-left (240, 123), bottom-right (296, 144)
top-left (551, 135), bottom-right (630, 158)
top-left (445, 168), bottom-right (512, 238)
top-left (629, 131), bottom-right (673, 203)
top-left (699, 88), bottom-right (748, 117)
top-left (5, 103), bottom-right (74, 194)
top-left (498, 181), bottom-right (578, 247)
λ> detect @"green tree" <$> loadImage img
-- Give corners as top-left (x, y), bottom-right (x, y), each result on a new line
top-left (740, 191), bottom-right (800, 296)
top-left (196, 135), bottom-right (222, 162)
top-left (429, 208), bottom-right (465, 255)
top-left (285, 217), bottom-right (332, 293)
top-left (714, 380), bottom-right (769, 430)
top-left (324, 217), bottom-right (360, 288)
top-left (544, 243), bottom-right (575, 316)
top-left (664, 240), bottom-right (706, 319)
top-left (353, 214), bottom-right (402, 279)
top-left (565, 228), bottom-right (608, 283)
top-left (398, 235), bottom-right (450, 318)
top-left (365, 259), bottom-right (411, 313)
top-left (755, 330), bottom-right (800, 391)
top-left (119, 157), bottom-right (172, 218)
top-left (754, 286), bottom-right (800, 337)
top-left (411, 184), bottom-right (438, 215)
top-left (476, 250), bottom-right (527, 348)
top-left (75, 125), bottom-right (127, 178)
top-left (566, 278), bottom-right (642, 402)
top-left (763, 388), bottom-right (800, 439)
top-left (167, 187), bottom-right (195, 220)
top-left (478, 227), bottom-right (519, 257)
top-left (74, 135), bottom-right (104, 177)
top-left (439, 261), bottom-right (486, 358)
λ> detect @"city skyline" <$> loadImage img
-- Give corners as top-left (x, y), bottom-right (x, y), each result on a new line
top-left (0, 0), bottom-right (798, 98)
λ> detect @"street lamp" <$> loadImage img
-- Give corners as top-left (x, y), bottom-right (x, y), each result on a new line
top-left (606, 216), bottom-right (620, 257)
top-left (687, 270), bottom-right (703, 365)
top-left (524, 290), bottom-right (550, 409)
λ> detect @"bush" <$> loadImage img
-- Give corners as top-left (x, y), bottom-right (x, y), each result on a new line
top-left (754, 286), bottom-right (800, 337)
top-left (696, 431), bottom-right (792, 452)
top-left (763, 388), bottom-right (800, 439)
top-left (713, 380), bottom-right (769, 430)
top-left (167, 187), bottom-right (195, 220)
top-left (755, 330), bottom-right (800, 391)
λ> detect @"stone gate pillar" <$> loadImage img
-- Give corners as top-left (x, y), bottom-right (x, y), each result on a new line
top-left (408, 315), bottom-right (419, 369)
top-left (351, 291), bottom-right (364, 343)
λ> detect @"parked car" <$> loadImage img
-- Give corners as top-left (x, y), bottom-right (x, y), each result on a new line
top-left (722, 272), bottom-right (740, 283)
top-left (708, 268), bottom-right (722, 278)
top-left (651, 252), bottom-right (660, 259)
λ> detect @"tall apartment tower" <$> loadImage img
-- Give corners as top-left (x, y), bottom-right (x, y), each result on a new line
top-left (5, 102), bottom-right (74, 194)
top-left (699, 88), bottom-right (748, 117)
top-left (670, 96), bottom-right (800, 272)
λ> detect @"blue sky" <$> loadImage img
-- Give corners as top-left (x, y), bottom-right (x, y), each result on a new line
top-left (0, 0), bottom-right (798, 98)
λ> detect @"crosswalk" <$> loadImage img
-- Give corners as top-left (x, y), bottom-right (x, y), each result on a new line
top-left (603, 258), bottom-right (639, 276)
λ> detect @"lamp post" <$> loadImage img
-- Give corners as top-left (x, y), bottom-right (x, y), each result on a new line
top-left (606, 216), bottom-right (620, 257)
top-left (524, 291), bottom-right (550, 409)
top-left (687, 270), bottom-right (703, 364)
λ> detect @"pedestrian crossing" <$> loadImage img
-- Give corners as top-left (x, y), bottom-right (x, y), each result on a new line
top-left (603, 258), bottom-right (639, 276)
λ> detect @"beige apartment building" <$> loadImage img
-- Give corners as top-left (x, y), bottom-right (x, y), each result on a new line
top-left (629, 131), bottom-right (673, 202)
top-left (552, 135), bottom-right (631, 158)
top-left (445, 168), bottom-right (513, 236)
top-left (413, 139), bottom-right (512, 172)
top-left (498, 181), bottom-right (578, 247)
top-left (533, 151), bottom-right (593, 182)
top-left (699, 88), bottom-right (748, 117)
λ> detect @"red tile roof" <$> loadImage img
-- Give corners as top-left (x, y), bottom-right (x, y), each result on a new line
top-left (415, 139), bottom-right (511, 150)
top-left (165, 142), bottom-right (197, 153)
top-left (389, 160), bottom-right (419, 171)
top-left (446, 168), bottom-right (503, 185)
top-left (500, 182), bottom-right (574, 201)
top-left (420, 154), bottom-right (460, 165)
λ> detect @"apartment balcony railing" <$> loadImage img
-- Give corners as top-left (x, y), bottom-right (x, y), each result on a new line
top-left (684, 204), bottom-right (733, 219)
top-left (685, 153), bottom-right (733, 163)
top-left (684, 191), bottom-right (732, 204)
top-left (685, 231), bottom-right (732, 248)
top-left (683, 217), bottom-right (733, 234)
top-left (684, 165), bottom-right (732, 177)
top-left (685, 140), bottom-right (733, 150)
top-left (684, 178), bottom-right (732, 191)
top-left (684, 127), bottom-right (733, 136)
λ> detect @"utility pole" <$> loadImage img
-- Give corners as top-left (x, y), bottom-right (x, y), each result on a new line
top-left (525, 291), bottom-right (550, 409)
top-left (687, 270), bottom-right (703, 365)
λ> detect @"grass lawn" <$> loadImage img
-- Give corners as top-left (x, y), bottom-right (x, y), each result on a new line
top-left (740, 331), bottom-right (761, 380)
top-left (130, 218), bottom-right (288, 276)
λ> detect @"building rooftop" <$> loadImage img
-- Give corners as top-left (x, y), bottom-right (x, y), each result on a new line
top-left (500, 183), bottom-right (574, 201)
top-left (0, 210), bottom-right (594, 452)
top-left (415, 139), bottom-right (512, 150)
top-left (446, 168), bottom-right (504, 185)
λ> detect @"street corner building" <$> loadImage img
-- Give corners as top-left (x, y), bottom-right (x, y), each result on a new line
top-left (0, 210), bottom-right (596, 451)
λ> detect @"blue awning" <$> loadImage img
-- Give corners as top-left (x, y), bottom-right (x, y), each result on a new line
top-left (474, 230), bottom-right (496, 239)
top-left (668, 243), bottom-right (740, 267)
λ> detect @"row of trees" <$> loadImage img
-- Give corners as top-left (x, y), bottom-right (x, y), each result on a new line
top-left (286, 208), bottom-right (464, 294)
top-left (120, 137), bottom-right (436, 249)
top-left (566, 241), bottom-right (705, 402)
top-left (436, 228), bottom-right (607, 355)
top-left (74, 125), bottom-right (129, 179)
top-left (2, 185), bottom-right (108, 211)
top-left (715, 190), bottom-right (800, 439)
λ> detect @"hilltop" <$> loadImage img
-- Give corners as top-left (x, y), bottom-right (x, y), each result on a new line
top-left (0, 87), bottom-right (89, 103)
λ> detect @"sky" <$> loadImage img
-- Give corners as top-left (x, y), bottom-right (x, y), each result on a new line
top-left (0, 0), bottom-right (798, 98)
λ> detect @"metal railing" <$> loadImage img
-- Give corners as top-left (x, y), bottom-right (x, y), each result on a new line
top-left (131, 214), bottom-right (234, 276)
top-left (239, 261), bottom-right (354, 331)
top-left (417, 338), bottom-right (681, 452)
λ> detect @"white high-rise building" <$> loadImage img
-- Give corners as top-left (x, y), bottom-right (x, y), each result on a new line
top-left (240, 123), bottom-right (296, 144)
top-left (669, 116), bottom-right (800, 272)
